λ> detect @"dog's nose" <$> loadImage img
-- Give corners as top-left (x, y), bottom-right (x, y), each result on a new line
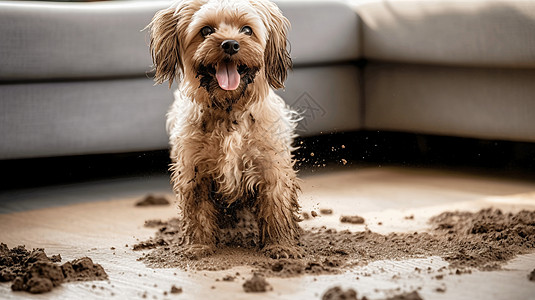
top-left (221, 40), bottom-right (240, 55)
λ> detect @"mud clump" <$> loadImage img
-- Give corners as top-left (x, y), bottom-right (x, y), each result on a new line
top-left (385, 291), bottom-right (423, 300)
top-left (61, 257), bottom-right (108, 282)
top-left (340, 215), bottom-right (365, 224)
top-left (529, 269), bottom-right (535, 282)
top-left (242, 273), bottom-right (272, 293)
top-left (320, 208), bottom-right (333, 215)
top-left (0, 243), bottom-right (107, 294)
top-left (170, 285), bottom-right (183, 294)
top-left (135, 208), bottom-right (535, 277)
top-left (135, 194), bottom-right (170, 206)
top-left (322, 286), bottom-right (358, 300)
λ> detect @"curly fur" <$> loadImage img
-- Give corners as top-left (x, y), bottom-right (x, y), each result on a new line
top-left (148, 0), bottom-right (302, 259)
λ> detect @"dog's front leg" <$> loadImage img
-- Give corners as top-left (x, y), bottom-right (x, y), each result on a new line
top-left (178, 176), bottom-right (219, 259)
top-left (255, 163), bottom-right (303, 259)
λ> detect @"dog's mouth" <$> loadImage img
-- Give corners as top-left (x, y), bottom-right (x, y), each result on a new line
top-left (216, 61), bottom-right (240, 91)
top-left (200, 61), bottom-right (250, 91)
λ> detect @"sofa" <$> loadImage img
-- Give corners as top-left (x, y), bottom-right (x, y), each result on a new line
top-left (1, 0), bottom-right (534, 160)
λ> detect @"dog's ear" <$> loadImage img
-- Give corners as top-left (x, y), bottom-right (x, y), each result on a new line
top-left (261, 3), bottom-right (292, 89)
top-left (148, 6), bottom-right (182, 88)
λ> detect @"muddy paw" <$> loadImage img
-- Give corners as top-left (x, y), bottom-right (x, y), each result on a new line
top-left (182, 244), bottom-right (214, 260)
top-left (263, 244), bottom-right (304, 259)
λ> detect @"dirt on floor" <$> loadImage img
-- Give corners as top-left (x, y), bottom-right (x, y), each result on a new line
top-left (0, 244), bottom-right (108, 294)
top-left (134, 208), bottom-right (535, 277)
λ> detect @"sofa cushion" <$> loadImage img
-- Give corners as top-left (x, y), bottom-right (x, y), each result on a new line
top-left (354, 0), bottom-right (535, 67)
top-left (0, 0), bottom-right (168, 81)
top-left (364, 62), bottom-right (535, 142)
top-left (0, 0), bottom-right (361, 81)
top-left (0, 77), bottom-right (174, 159)
top-left (280, 0), bottom-right (361, 66)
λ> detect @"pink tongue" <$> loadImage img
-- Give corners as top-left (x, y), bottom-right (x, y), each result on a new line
top-left (216, 61), bottom-right (240, 91)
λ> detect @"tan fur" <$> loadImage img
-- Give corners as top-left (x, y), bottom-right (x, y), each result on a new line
top-left (149, 0), bottom-right (302, 259)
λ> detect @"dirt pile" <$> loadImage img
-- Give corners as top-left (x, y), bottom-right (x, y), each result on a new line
top-left (134, 208), bottom-right (535, 276)
top-left (0, 243), bottom-right (108, 294)
top-left (242, 273), bottom-right (272, 293)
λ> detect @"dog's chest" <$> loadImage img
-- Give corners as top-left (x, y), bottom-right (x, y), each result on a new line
top-left (196, 110), bottom-right (259, 171)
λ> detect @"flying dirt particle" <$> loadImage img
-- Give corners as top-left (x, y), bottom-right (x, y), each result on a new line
top-left (341, 145), bottom-right (345, 149)
top-left (302, 212), bottom-right (311, 220)
top-left (341, 159), bottom-right (347, 165)
top-left (340, 215), bottom-right (365, 224)
top-left (243, 273), bottom-right (272, 293)
top-left (310, 152), bottom-right (315, 157)
top-left (311, 211), bottom-right (318, 217)
top-left (404, 215), bottom-right (414, 220)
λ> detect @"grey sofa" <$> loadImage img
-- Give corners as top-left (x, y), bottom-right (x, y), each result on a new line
top-left (1, 0), bottom-right (534, 160)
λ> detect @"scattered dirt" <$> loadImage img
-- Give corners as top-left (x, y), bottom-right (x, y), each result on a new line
top-left (529, 269), bottom-right (535, 281)
top-left (0, 244), bottom-right (107, 294)
top-left (242, 273), bottom-right (272, 293)
top-left (340, 215), bottom-right (365, 224)
top-left (134, 208), bottom-right (535, 277)
top-left (322, 286), bottom-right (358, 300)
top-left (135, 194), bottom-right (170, 207)
top-left (311, 211), bottom-right (318, 217)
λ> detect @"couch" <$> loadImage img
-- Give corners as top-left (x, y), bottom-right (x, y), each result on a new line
top-left (1, 0), bottom-right (534, 160)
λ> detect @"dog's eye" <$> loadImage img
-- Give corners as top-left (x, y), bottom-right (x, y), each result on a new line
top-left (240, 26), bottom-right (253, 36)
top-left (201, 26), bottom-right (214, 37)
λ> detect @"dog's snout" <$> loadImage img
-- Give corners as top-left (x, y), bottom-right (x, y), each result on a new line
top-left (221, 40), bottom-right (240, 55)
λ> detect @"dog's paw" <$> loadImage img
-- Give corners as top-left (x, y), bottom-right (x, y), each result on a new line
top-left (182, 244), bottom-right (214, 260)
top-left (263, 244), bottom-right (304, 259)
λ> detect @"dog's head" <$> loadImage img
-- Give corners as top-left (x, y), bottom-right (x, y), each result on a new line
top-left (149, 0), bottom-right (291, 105)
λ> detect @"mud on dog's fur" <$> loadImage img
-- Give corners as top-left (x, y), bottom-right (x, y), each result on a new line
top-left (148, 0), bottom-right (302, 259)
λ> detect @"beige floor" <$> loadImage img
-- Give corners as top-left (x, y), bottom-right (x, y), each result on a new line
top-left (1, 166), bottom-right (535, 299)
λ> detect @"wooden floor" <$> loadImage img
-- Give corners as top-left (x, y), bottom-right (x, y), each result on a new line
top-left (1, 166), bottom-right (534, 299)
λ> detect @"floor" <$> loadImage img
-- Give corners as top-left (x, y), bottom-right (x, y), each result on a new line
top-left (1, 166), bottom-right (534, 299)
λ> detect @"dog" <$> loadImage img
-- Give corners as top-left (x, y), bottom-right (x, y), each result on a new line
top-left (148, 0), bottom-right (302, 259)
